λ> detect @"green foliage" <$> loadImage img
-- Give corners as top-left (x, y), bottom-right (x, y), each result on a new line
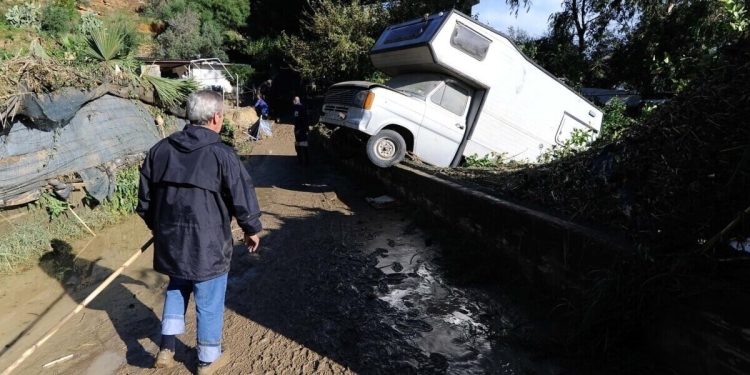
top-left (29, 38), bottom-right (49, 60)
top-left (0, 196), bottom-right (121, 273)
top-left (37, 192), bottom-right (69, 219)
top-left (78, 11), bottom-right (102, 35)
top-left (282, 0), bottom-right (388, 87)
top-left (5, 3), bottom-right (41, 30)
top-left (538, 128), bottom-right (595, 163)
top-left (240, 36), bottom-right (285, 70)
top-left (506, 27), bottom-right (538, 59)
top-left (622, 1), bottom-right (747, 94)
top-left (142, 75), bottom-right (199, 109)
top-left (84, 27), bottom-right (128, 64)
top-left (0, 48), bottom-right (11, 61)
top-left (720, 0), bottom-right (749, 32)
top-left (143, 0), bottom-right (187, 20)
top-left (146, 0), bottom-right (249, 59)
top-left (365, 71), bottom-right (389, 85)
top-left (221, 118), bottom-right (235, 145)
top-left (464, 152), bottom-right (509, 168)
top-left (226, 64), bottom-right (255, 85)
top-left (102, 165), bottom-right (140, 216)
top-left (40, 0), bottom-right (78, 36)
top-left (145, 0), bottom-right (249, 29)
top-left (102, 12), bottom-right (143, 54)
top-left (155, 9), bottom-right (226, 59)
top-left (58, 32), bottom-right (88, 62)
top-left (599, 98), bottom-right (635, 142)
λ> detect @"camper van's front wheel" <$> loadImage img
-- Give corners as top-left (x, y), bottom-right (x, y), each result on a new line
top-left (367, 130), bottom-right (406, 168)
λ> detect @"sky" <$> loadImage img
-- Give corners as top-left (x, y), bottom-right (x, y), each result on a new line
top-left (472, 0), bottom-right (564, 37)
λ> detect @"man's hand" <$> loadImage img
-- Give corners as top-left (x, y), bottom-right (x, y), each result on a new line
top-left (244, 233), bottom-right (260, 253)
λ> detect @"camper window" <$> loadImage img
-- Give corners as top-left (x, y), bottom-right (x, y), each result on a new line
top-left (384, 20), bottom-right (434, 45)
top-left (386, 74), bottom-right (443, 99)
top-left (450, 22), bottom-right (491, 61)
top-left (430, 81), bottom-right (469, 116)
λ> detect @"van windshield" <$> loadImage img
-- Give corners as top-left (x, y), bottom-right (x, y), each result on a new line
top-left (386, 74), bottom-right (445, 99)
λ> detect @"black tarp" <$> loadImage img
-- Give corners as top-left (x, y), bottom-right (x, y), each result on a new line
top-left (0, 94), bottom-right (161, 206)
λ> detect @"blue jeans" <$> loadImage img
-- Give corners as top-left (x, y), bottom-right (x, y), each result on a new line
top-left (161, 273), bottom-right (228, 363)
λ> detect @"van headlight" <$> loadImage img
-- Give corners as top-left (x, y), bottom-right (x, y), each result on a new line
top-left (355, 90), bottom-right (368, 106)
top-left (355, 90), bottom-right (375, 109)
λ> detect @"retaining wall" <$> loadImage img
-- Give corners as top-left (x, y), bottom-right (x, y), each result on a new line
top-left (312, 129), bottom-right (750, 375)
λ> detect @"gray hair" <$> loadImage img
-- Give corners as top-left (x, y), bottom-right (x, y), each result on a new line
top-left (186, 90), bottom-right (223, 125)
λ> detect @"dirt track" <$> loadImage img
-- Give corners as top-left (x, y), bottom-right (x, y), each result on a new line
top-left (0, 124), bottom-right (566, 375)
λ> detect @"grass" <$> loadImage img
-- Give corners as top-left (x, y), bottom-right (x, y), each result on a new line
top-left (0, 164), bottom-right (141, 274)
top-left (0, 205), bottom-right (114, 274)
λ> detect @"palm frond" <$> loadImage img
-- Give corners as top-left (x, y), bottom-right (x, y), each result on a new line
top-left (142, 75), bottom-right (199, 109)
top-left (85, 27), bottom-right (126, 63)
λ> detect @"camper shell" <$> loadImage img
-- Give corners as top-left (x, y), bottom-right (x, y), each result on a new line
top-left (320, 10), bottom-right (602, 167)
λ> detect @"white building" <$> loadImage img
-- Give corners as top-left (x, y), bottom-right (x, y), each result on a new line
top-left (140, 58), bottom-right (240, 93)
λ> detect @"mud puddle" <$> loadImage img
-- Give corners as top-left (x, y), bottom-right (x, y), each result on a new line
top-left (366, 219), bottom-right (560, 375)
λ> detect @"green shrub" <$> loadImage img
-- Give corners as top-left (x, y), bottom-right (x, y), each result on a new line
top-left (37, 192), bottom-right (69, 219)
top-left (102, 165), bottom-right (140, 217)
top-left (600, 98), bottom-right (635, 142)
top-left (156, 9), bottom-right (226, 60)
top-left (227, 64), bottom-right (255, 85)
top-left (77, 11), bottom-right (102, 35)
top-left (538, 128), bottom-right (595, 163)
top-left (40, 1), bottom-right (78, 35)
top-left (5, 3), bottom-right (42, 30)
top-left (464, 153), bottom-right (508, 168)
top-left (58, 33), bottom-right (88, 62)
top-left (102, 12), bottom-right (144, 55)
top-left (221, 118), bottom-right (235, 146)
top-left (282, 0), bottom-right (387, 87)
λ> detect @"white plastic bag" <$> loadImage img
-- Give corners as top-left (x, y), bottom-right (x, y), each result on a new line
top-left (259, 119), bottom-right (273, 137)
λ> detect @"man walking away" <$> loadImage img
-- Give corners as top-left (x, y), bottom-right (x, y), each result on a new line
top-left (292, 96), bottom-right (309, 166)
top-left (137, 90), bottom-right (262, 375)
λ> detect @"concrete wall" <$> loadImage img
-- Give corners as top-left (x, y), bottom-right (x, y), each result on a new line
top-left (324, 148), bottom-right (633, 292)
top-left (313, 129), bottom-right (750, 374)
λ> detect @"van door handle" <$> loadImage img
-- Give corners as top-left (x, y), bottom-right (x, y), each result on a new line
top-left (455, 123), bottom-right (465, 130)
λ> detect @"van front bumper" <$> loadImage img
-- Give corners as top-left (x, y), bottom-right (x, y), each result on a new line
top-left (320, 106), bottom-right (371, 131)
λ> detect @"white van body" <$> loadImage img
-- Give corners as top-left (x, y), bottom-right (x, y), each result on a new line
top-left (320, 10), bottom-right (603, 168)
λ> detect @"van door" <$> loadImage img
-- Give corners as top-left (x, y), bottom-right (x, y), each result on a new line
top-left (414, 80), bottom-right (472, 167)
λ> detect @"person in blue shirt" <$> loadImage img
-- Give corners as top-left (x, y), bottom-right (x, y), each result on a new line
top-left (253, 93), bottom-right (269, 120)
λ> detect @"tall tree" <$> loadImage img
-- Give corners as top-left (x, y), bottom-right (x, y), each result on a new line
top-left (282, 0), bottom-right (389, 87)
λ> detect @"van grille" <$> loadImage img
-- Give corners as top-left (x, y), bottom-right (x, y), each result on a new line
top-left (324, 88), bottom-right (359, 106)
top-left (323, 104), bottom-right (349, 113)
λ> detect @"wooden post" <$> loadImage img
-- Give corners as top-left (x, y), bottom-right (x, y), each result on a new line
top-left (67, 206), bottom-right (96, 237)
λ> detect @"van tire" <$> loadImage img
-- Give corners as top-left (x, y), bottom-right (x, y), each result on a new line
top-left (367, 130), bottom-right (406, 168)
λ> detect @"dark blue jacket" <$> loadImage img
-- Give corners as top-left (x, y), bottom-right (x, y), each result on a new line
top-left (254, 98), bottom-right (269, 117)
top-left (137, 125), bottom-right (262, 281)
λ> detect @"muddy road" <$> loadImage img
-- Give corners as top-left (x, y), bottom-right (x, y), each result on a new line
top-left (1, 124), bottom-right (575, 374)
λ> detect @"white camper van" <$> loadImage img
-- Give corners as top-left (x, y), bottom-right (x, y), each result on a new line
top-left (319, 10), bottom-right (603, 168)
